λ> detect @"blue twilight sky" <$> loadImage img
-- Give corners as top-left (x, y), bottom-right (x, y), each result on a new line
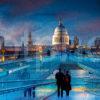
top-left (0, 0), bottom-right (100, 46)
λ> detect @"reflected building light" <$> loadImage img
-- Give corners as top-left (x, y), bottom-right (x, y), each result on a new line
top-left (0, 68), bottom-right (3, 72)
top-left (53, 70), bottom-right (59, 75)
top-left (39, 55), bottom-right (43, 61)
top-left (73, 87), bottom-right (87, 92)
top-left (77, 70), bottom-right (86, 77)
top-left (2, 56), bottom-right (5, 62)
top-left (36, 88), bottom-right (55, 97)
top-left (74, 93), bottom-right (95, 100)
top-left (9, 70), bottom-right (13, 74)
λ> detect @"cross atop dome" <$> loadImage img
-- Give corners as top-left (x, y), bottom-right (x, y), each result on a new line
top-left (58, 18), bottom-right (65, 28)
top-left (59, 19), bottom-right (62, 25)
top-left (58, 18), bottom-right (63, 26)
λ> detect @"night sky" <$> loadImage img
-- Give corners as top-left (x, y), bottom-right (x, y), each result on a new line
top-left (0, 0), bottom-right (100, 46)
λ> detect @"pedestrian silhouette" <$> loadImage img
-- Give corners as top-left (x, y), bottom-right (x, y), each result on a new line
top-left (63, 71), bottom-right (71, 96)
top-left (55, 68), bottom-right (65, 97)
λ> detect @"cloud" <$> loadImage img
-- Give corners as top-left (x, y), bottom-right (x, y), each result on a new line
top-left (72, 18), bottom-right (100, 45)
top-left (0, 20), bottom-right (42, 46)
top-left (77, 19), bottom-right (100, 33)
top-left (75, 19), bottom-right (100, 38)
top-left (0, 0), bottom-right (100, 46)
top-left (0, 0), bottom-right (53, 16)
top-left (34, 35), bottom-right (51, 45)
top-left (55, 12), bottom-right (81, 20)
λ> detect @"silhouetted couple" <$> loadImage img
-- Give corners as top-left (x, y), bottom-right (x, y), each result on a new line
top-left (55, 68), bottom-right (71, 97)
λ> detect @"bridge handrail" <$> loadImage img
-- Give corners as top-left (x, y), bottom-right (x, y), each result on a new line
top-left (0, 76), bottom-right (100, 83)
top-left (0, 79), bottom-right (55, 83)
top-left (0, 81), bottom-right (100, 95)
top-left (0, 54), bottom-right (57, 66)
top-left (0, 81), bottom-right (56, 95)
top-left (0, 78), bottom-right (100, 95)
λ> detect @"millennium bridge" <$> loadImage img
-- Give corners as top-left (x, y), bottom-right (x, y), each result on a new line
top-left (0, 53), bottom-right (100, 100)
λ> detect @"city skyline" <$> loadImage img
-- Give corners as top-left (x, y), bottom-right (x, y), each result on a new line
top-left (0, 0), bottom-right (100, 46)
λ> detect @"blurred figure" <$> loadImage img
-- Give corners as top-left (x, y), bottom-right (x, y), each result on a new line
top-left (24, 87), bottom-right (32, 97)
top-left (55, 68), bottom-right (64, 97)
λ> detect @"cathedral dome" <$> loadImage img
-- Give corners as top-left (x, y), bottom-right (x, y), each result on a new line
top-left (52, 21), bottom-right (69, 46)
top-left (54, 21), bottom-right (68, 35)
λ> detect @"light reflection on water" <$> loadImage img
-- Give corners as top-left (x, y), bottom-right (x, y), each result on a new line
top-left (73, 92), bottom-right (95, 100)
top-left (70, 70), bottom-right (89, 78)
top-left (73, 87), bottom-right (87, 92)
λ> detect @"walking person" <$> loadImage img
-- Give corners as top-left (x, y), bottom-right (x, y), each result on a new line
top-left (55, 68), bottom-right (65, 97)
top-left (24, 87), bottom-right (32, 97)
top-left (63, 71), bottom-right (71, 96)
